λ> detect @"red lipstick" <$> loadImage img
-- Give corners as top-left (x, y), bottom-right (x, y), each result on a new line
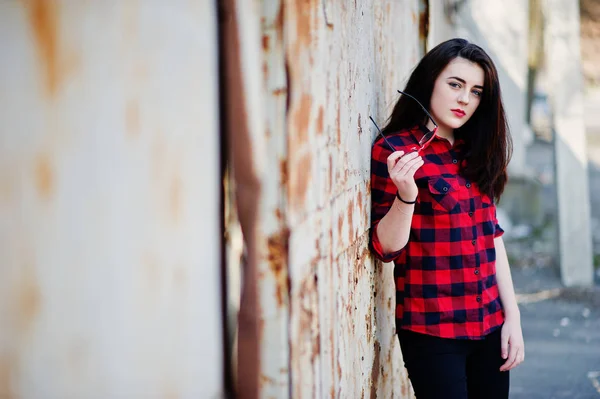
top-left (451, 109), bottom-right (465, 118)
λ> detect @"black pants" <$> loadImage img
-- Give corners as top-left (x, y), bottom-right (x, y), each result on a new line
top-left (398, 327), bottom-right (509, 399)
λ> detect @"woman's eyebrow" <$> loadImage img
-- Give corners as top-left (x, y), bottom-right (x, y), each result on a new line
top-left (447, 76), bottom-right (484, 89)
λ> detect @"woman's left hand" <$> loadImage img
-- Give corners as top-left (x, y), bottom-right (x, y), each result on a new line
top-left (499, 316), bottom-right (525, 371)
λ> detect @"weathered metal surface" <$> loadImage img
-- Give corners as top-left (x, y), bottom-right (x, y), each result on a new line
top-left (258, 0), bottom-right (292, 398)
top-left (0, 1), bottom-right (223, 397)
top-left (281, 1), bottom-right (422, 397)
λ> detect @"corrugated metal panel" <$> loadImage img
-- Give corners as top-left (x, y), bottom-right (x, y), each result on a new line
top-left (281, 1), bottom-right (422, 397)
top-left (0, 1), bottom-right (223, 397)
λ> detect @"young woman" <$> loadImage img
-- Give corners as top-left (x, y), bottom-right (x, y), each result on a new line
top-left (369, 38), bottom-right (524, 399)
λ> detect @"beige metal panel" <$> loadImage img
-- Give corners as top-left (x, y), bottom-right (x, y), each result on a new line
top-left (283, 0), bottom-right (421, 397)
top-left (0, 1), bottom-right (223, 397)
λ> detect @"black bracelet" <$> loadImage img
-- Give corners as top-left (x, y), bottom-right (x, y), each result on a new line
top-left (396, 191), bottom-right (417, 204)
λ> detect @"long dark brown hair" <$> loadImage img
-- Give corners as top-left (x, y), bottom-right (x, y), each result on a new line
top-left (382, 38), bottom-right (512, 202)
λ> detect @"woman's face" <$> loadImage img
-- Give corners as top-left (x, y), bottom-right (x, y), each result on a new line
top-left (429, 57), bottom-right (485, 133)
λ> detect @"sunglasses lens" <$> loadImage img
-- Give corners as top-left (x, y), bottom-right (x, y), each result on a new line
top-left (419, 132), bottom-right (434, 146)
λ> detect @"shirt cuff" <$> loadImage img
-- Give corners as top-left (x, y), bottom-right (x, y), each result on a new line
top-left (370, 221), bottom-right (405, 263)
top-left (494, 223), bottom-right (505, 238)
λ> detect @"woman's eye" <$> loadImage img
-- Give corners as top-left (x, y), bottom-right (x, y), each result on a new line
top-left (449, 82), bottom-right (461, 88)
top-left (472, 90), bottom-right (482, 97)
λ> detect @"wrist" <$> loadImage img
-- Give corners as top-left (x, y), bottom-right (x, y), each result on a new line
top-left (503, 305), bottom-right (521, 321)
top-left (396, 191), bottom-right (417, 204)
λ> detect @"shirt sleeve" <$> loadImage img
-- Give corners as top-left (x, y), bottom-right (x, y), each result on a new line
top-left (369, 138), bottom-right (406, 262)
top-left (493, 206), bottom-right (505, 238)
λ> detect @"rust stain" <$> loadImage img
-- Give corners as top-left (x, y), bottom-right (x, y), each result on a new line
top-left (337, 214), bottom-right (343, 242)
top-left (260, 374), bottom-right (276, 385)
top-left (289, 153), bottom-right (311, 207)
top-left (275, 2), bottom-right (284, 39)
top-left (328, 154), bottom-right (333, 191)
top-left (280, 158), bottom-right (288, 187)
top-left (274, 207), bottom-right (284, 223)
top-left (369, 341), bottom-right (381, 399)
top-left (34, 154), bottom-right (54, 200)
top-left (0, 356), bottom-right (14, 399)
top-left (347, 198), bottom-right (354, 242)
top-left (25, 0), bottom-right (62, 97)
top-left (18, 265), bottom-right (41, 332)
top-left (262, 34), bottom-right (270, 50)
top-left (401, 376), bottom-right (408, 396)
top-left (419, 5), bottom-right (430, 41)
top-left (336, 78), bottom-right (341, 144)
top-left (267, 228), bottom-right (290, 307)
top-left (263, 61), bottom-right (268, 80)
top-left (357, 190), bottom-right (363, 212)
top-left (294, 94), bottom-right (312, 145)
top-left (126, 100), bottom-right (140, 137)
top-left (316, 106), bottom-right (324, 135)
top-left (273, 87), bottom-right (287, 96)
top-left (170, 175), bottom-right (182, 223)
top-left (294, 0), bottom-right (314, 48)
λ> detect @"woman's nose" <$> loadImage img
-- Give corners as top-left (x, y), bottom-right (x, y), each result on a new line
top-left (458, 92), bottom-right (469, 105)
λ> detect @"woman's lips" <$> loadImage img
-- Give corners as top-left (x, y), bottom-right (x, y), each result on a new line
top-left (451, 109), bottom-right (465, 118)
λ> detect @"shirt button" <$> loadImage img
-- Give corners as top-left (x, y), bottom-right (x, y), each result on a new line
top-left (469, 212), bottom-right (474, 217)
top-left (466, 183), bottom-right (471, 188)
top-left (471, 239), bottom-right (476, 245)
top-left (452, 159), bottom-right (458, 164)
top-left (476, 296), bottom-right (482, 302)
top-left (443, 187), bottom-right (448, 192)
top-left (474, 269), bottom-right (480, 275)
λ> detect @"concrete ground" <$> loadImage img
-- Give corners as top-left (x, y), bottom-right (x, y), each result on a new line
top-left (509, 264), bottom-right (600, 398)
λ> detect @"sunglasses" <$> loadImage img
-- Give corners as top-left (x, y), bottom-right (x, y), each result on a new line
top-left (369, 90), bottom-right (439, 155)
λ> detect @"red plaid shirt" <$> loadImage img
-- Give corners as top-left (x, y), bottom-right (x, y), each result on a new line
top-left (370, 125), bottom-right (505, 340)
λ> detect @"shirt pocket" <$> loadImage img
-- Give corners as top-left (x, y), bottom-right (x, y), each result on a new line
top-left (427, 177), bottom-right (460, 212)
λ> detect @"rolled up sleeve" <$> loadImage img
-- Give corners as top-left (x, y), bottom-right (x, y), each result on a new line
top-left (369, 138), bottom-right (405, 263)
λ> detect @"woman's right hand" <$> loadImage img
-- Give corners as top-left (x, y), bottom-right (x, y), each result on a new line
top-left (386, 151), bottom-right (424, 202)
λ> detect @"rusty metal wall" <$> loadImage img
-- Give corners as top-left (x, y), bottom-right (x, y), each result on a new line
top-left (256, 0), bottom-right (425, 397)
top-left (0, 1), bottom-right (223, 397)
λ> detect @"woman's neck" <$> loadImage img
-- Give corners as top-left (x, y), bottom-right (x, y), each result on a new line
top-left (426, 120), bottom-right (454, 146)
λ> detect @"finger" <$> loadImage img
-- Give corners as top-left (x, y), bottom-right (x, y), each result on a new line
top-left (405, 158), bottom-right (425, 177)
top-left (500, 343), bottom-right (518, 372)
top-left (393, 155), bottom-right (422, 176)
top-left (500, 330), bottom-right (509, 360)
top-left (389, 152), bottom-right (419, 174)
top-left (506, 347), bottom-right (522, 371)
top-left (386, 151), bottom-right (405, 170)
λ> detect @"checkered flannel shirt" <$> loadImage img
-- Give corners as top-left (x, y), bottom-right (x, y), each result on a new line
top-left (370, 125), bottom-right (505, 339)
